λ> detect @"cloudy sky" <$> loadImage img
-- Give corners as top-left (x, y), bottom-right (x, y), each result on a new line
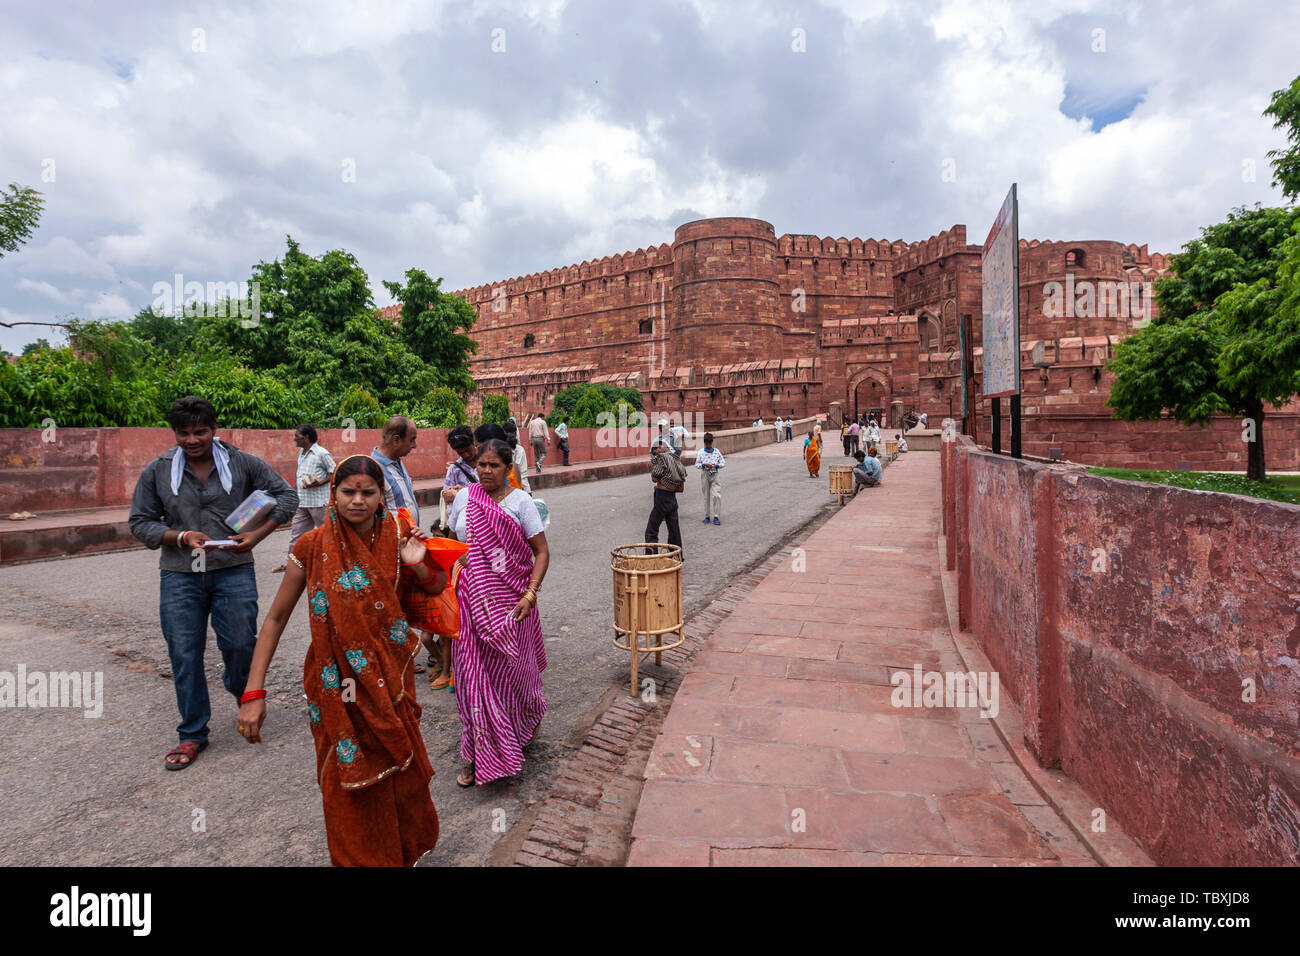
top-left (2, 0), bottom-right (1296, 353)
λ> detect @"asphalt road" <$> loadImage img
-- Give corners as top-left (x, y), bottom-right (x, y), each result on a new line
top-left (0, 439), bottom-right (842, 866)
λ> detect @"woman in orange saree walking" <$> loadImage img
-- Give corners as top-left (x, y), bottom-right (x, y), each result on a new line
top-left (237, 455), bottom-right (445, 866)
top-left (804, 429), bottom-right (821, 478)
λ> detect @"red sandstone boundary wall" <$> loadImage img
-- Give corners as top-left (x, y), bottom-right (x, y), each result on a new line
top-left (942, 435), bottom-right (1300, 865)
top-left (0, 421), bottom-right (798, 513)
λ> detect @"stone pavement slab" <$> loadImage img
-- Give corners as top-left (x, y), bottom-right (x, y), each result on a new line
top-left (627, 451), bottom-right (1095, 867)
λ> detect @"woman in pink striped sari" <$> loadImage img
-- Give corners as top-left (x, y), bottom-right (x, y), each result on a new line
top-left (446, 439), bottom-right (550, 786)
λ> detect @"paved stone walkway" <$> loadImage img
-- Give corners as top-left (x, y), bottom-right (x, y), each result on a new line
top-left (627, 451), bottom-right (1095, 866)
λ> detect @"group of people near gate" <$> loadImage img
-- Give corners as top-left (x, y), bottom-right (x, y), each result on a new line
top-left (128, 396), bottom-right (553, 867)
top-left (800, 411), bottom-right (907, 496)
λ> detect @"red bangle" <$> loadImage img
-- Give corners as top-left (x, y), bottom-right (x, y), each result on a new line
top-left (240, 689), bottom-right (267, 704)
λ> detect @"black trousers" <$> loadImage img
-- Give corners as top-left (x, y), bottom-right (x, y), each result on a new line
top-left (645, 488), bottom-right (682, 550)
top-left (559, 439), bottom-right (570, 465)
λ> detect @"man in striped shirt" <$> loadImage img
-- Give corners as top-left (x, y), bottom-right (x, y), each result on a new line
top-left (372, 416), bottom-right (420, 524)
top-left (274, 424), bottom-right (336, 573)
top-left (695, 433), bottom-right (725, 525)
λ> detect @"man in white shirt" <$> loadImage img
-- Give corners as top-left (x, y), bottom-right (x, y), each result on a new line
top-left (919, 412), bottom-right (929, 429)
top-left (694, 433), bottom-right (725, 525)
top-left (669, 420), bottom-right (690, 455)
top-left (655, 420), bottom-right (677, 457)
top-left (274, 424), bottom-right (335, 573)
top-left (528, 412), bottom-right (550, 471)
top-left (773, 417), bottom-right (783, 442)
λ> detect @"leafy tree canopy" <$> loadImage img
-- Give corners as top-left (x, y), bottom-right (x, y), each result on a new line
top-left (1109, 205), bottom-right (1300, 479)
top-left (480, 393), bottom-right (511, 425)
top-left (1264, 74), bottom-right (1300, 201)
top-left (0, 183), bottom-right (43, 258)
top-left (382, 268), bottom-right (478, 394)
top-left (547, 383), bottom-right (644, 429)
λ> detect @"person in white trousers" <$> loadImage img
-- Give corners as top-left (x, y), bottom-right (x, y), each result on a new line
top-left (695, 433), bottom-right (726, 525)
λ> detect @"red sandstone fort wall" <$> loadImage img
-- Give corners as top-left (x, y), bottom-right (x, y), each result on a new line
top-left (396, 215), bottom-right (1296, 458)
top-left (943, 436), bottom-right (1300, 865)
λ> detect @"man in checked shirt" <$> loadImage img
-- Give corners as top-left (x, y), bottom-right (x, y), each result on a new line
top-left (645, 436), bottom-right (687, 554)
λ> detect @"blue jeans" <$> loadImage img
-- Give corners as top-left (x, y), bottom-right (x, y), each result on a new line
top-left (159, 565), bottom-right (259, 743)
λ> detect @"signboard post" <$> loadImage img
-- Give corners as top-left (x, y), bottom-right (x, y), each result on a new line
top-left (981, 184), bottom-right (1022, 458)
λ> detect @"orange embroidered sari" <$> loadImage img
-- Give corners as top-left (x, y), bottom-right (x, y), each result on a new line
top-left (292, 506), bottom-right (439, 866)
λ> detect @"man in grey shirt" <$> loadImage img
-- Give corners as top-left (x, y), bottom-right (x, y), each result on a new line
top-left (129, 396), bottom-right (296, 770)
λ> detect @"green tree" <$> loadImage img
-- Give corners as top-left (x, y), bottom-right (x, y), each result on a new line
top-left (480, 393), bottom-right (511, 424)
top-left (1108, 205), bottom-right (1300, 479)
top-left (164, 351), bottom-right (309, 429)
top-left (0, 338), bottom-right (161, 428)
top-left (412, 386), bottom-right (467, 428)
top-left (129, 307), bottom-right (200, 357)
top-left (21, 338), bottom-right (52, 355)
top-left (1264, 74), bottom-right (1300, 201)
top-left (194, 237), bottom-right (446, 418)
top-left (336, 384), bottom-right (385, 429)
top-left (0, 183), bottom-right (43, 259)
top-left (547, 383), bottom-right (644, 428)
top-left (381, 268), bottom-right (478, 393)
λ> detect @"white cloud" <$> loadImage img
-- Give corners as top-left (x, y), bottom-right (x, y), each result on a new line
top-left (0, 0), bottom-right (1294, 352)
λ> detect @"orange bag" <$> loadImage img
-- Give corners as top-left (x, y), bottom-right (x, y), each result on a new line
top-left (396, 508), bottom-right (467, 638)
top-left (436, 563), bottom-right (462, 639)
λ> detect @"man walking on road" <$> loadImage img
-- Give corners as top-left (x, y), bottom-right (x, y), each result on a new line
top-left (555, 416), bottom-right (571, 466)
top-left (128, 396), bottom-right (297, 771)
top-left (645, 439), bottom-right (687, 553)
top-left (528, 412), bottom-right (550, 471)
top-left (695, 432), bottom-right (725, 525)
top-left (273, 424), bottom-right (335, 573)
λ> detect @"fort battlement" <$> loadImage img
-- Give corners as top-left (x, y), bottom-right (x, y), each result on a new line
top-left (380, 215), bottom-right (1296, 470)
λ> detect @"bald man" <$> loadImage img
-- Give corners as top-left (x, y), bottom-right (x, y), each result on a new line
top-left (372, 415), bottom-right (420, 525)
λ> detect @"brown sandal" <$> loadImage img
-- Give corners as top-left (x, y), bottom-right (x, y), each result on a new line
top-left (164, 739), bottom-right (208, 771)
top-left (456, 765), bottom-right (475, 787)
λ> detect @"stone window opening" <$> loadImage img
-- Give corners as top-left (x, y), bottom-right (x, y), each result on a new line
top-left (638, 318), bottom-right (653, 334)
top-left (1066, 248), bottom-right (1086, 269)
top-left (523, 333), bottom-right (536, 349)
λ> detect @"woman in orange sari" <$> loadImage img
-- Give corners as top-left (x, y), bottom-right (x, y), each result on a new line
top-left (804, 429), bottom-right (821, 478)
top-left (236, 455), bottom-right (445, 866)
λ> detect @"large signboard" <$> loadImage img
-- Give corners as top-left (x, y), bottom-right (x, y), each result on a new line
top-left (981, 184), bottom-right (1020, 398)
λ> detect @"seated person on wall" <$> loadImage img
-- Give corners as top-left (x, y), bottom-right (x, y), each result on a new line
top-left (852, 449), bottom-right (882, 495)
top-left (896, 432), bottom-right (908, 454)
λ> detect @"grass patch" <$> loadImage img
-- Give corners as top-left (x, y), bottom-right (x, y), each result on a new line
top-left (1087, 467), bottom-right (1300, 504)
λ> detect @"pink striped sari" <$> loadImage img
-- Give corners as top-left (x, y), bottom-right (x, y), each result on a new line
top-left (452, 483), bottom-right (547, 784)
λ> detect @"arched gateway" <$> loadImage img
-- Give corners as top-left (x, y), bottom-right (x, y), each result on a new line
top-left (846, 366), bottom-right (892, 424)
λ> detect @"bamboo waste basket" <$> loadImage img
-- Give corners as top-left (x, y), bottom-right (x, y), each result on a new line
top-left (611, 543), bottom-right (685, 697)
top-left (829, 464), bottom-right (854, 505)
top-left (885, 438), bottom-right (899, 459)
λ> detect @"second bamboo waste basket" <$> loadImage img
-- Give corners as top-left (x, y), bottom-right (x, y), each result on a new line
top-left (829, 464), bottom-right (854, 505)
top-left (611, 543), bottom-right (684, 697)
